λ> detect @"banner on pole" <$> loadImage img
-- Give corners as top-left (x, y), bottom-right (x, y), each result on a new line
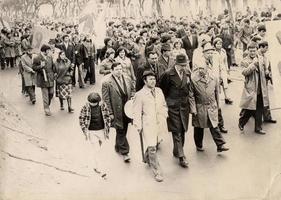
top-left (32, 26), bottom-right (57, 53)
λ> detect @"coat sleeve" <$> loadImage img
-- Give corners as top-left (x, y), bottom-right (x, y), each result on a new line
top-left (132, 92), bottom-right (143, 131)
top-left (79, 105), bottom-right (88, 134)
top-left (189, 79), bottom-right (197, 114)
top-left (158, 89), bottom-right (168, 118)
top-left (102, 81), bottom-right (113, 115)
top-left (159, 71), bottom-right (169, 97)
top-left (241, 59), bottom-right (257, 76)
top-left (214, 77), bottom-right (220, 109)
top-left (21, 57), bottom-right (34, 73)
top-left (99, 60), bottom-right (111, 75)
top-left (32, 56), bottom-right (43, 72)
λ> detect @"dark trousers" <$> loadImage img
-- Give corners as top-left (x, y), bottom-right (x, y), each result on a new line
top-left (84, 57), bottom-right (95, 84)
top-left (194, 127), bottom-right (225, 148)
top-left (239, 94), bottom-right (263, 131)
top-left (115, 121), bottom-right (130, 155)
top-left (172, 131), bottom-right (185, 158)
top-left (0, 57), bottom-right (5, 69)
top-left (72, 62), bottom-right (85, 87)
top-left (6, 57), bottom-right (14, 68)
top-left (226, 49), bottom-right (232, 69)
top-left (21, 74), bottom-right (26, 94)
top-left (25, 86), bottom-right (36, 101)
top-left (218, 108), bottom-right (224, 128)
top-left (263, 107), bottom-right (273, 121)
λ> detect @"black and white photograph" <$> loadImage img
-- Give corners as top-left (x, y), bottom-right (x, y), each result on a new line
top-left (0, 0), bottom-right (281, 199)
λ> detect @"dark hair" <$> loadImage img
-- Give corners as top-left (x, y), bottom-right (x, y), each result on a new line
top-left (116, 46), bottom-right (128, 56)
top-left (147, 50), bottom-right (158, 58)
top-left (62, 34), bottom-right (69, 40)
top-left (111, 62), bottom-right (121, 70)
top-left (57, 51), bottom-right (67, 63)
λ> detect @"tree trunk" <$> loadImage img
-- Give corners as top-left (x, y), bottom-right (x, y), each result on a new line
top-left (225, 0), bottom-right (234, 23)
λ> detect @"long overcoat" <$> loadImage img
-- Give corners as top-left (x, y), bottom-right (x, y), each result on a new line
top-left (189, 69), bottom-right (220, 128)
top-left (32, 53), bottom-right (55, 88)
top-left (102, 74), bottom-right (135, 129)
top-left (160, 66), bottom-right (191, 133)
top-left (133, 86), bottom-right (168, 149)
top-left (21, 54), bottom-right (36, 86)
top-left (239, 55), bottom-right (269, 110)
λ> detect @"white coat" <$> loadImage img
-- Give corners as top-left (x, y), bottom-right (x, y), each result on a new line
top-left (133, 86), bottom-right (168, 149)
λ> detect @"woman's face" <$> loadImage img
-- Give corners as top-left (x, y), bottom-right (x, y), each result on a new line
top-left (107, 40), bottom-right (113, 47)
top-left (119, 50), bottom-right (125, 58)
top-left (175, 42), bottom-right (181, 49)
top-left (60, 52), bottom-right (66, 59)
top-left (215, 41), bottom-right (222, 50)
top-left (109, 53), bottom-right (115, 59)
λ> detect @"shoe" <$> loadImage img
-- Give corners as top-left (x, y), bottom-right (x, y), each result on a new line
top-left (255, 130), bottom-right (266, 135)
top-left (219, 127), bottom-right (228, 133)
top-left (154, 174), bottom-right (164, 182)
top-left (60, 106), bottom-right (64, 110)
top-left (79, 86), bottom-right (85, 88)
top-left (238, 124), bottom-right (244, 131)
top-left (264, 119), bottom-right (277, 123)
top-left (45, 111), bottom-right (52, 116)
top-left (217, 145), bottom-right (229, 152)
top-left (31, 100), bottom-right (36, 105)
top-left (101, 173), bottom-right (107, 180)
top-left (225, 98), bottom-right (233, 105)
top-left (227, 79), bottom-right (233, 84)
top-left (179, 157), bottom-right (188, 168)
top-left (68, 107), bottom-right (74, 113)
top-left (196, 146), bottom-right (205, 152)
top-left (123, 154), bottom-right (130, 163)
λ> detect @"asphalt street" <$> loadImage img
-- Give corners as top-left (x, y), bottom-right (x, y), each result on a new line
top-left (0, 64), bottom-right (281, 200)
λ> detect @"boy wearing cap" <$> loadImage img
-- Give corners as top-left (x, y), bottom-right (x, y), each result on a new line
top-left (33, 44), bottom-right (56, 116)
top-left (133, 70), bottom-right (168, 182)
top-left (79, 92), bottom-right (109, 179)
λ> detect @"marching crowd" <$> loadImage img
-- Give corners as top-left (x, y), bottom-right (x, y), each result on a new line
top-left (0, 7), bottom-right (279, 182)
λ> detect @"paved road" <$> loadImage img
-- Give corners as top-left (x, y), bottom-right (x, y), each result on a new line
top-left (0, 65), bottom-right (281, 200)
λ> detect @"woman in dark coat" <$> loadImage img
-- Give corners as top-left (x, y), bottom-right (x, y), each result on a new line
top-left (54, 51), bottom-right (74, 113)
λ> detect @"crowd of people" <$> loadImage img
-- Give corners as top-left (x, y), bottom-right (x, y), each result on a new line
top-left (0, 6), bottom-right (279, 182)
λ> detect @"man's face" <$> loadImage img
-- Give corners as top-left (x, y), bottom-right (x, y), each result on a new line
top-left (259, 30), bottom-right (266, 37)
top-left (248, 47), bottom-right (257, 58)
top-left (26, 30), bottom-right (31, 36)
top-left (261, 45), bottom-right (268, 53)
top-left (204, 50), bottom-right (213, 60)
top-left (144, 75), bottom-right (156, 88)
top-left (113, 65), bottom-right (123, 77)
top-left (163, 49), bottom-right (171, 57)
top-left (148, 53), bottom-right (158, 65)
top-left (64, 36), bottom-right (69, 43)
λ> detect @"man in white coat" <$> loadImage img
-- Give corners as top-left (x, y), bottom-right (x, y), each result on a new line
top-left (133, 70), bottom-right (168, 182)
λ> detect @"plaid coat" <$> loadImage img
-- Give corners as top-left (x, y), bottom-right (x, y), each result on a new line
top-left (79, 101), bottom-right (111, 138)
